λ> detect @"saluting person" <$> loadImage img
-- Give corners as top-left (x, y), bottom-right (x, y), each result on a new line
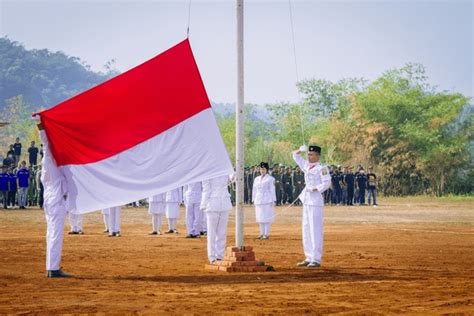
top-left (293, 145), bottom-right (331, 268)
top-left (252, 162), bottom-right (276, 240)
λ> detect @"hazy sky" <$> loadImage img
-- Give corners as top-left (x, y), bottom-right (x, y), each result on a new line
top-left (0, 0), bottom-right (472, 104)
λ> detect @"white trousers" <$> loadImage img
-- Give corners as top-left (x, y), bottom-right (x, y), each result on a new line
top-left (302, 204), bottom-right (323, 264)
top-left (168, 218), bottom-right (177, 230)
top-left (69, 212), bottom-right (83, 232)
top-left (152, 213), bottom-right (162, 232)
top-left (44, 197), bottom-right (67, 271)
top-left (108, 206), bottom-right (121, 233)
top-left (258, 223), bottom-right (271, 236)
top-left (185, 202), bottom-right (202, 235)
top-left (206, 211), bottom-right (229, 262)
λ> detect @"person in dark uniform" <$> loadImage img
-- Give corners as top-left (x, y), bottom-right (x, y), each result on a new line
top-left (324, 166), bottom-right (333, 204)
top-left (282, 167), bottom-right (293, 204)
top-left (367, 167), bottom-right (378, 207)
top-left (345, 166), bottom-right (355, 205)
top-left (293, 166), bottom-right (304, 205)
top-left (271, 164), bottom-right (283, 206)
top-left (247, 167), bottom-right (256, 205)
top-left (7, 168), bottom-right (18, 208)
top-left (356, 167), bottom-right (368, 205)
top-left (340, 166), bottom-right (348, 205)
top-left (3, 152), bottom-right (14, 169)
top-left (244, 168), bottom-right (250, 204)
top-left (353, 165), bottom-right (361, 205)
top-left (331, 167), bottom-right (342, 205)
top-left (28, 141), bottom-right (39, 167)
top-left (13, 137), bottom-right (22, 166)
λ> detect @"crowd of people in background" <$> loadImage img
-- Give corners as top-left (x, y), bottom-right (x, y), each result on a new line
top-left (0, 137), bottom-right (44, 209)
top-left (237, 163), bottom-right (378, 207)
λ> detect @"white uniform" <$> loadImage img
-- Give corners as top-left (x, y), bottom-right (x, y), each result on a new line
top-left (165, 187), bottom-right (182, 231)
top-left (148, 193), bottom-right (166, 233)
top-left (40, 130), bottom-right (68, 271)
top-left (293, 152), bottom-right (331, 264)
top-left (68, 212), bottom-right (83, 233)
top-left (183, 182), bottom-right (203, 236)
top-left (252, 174), bottom-right (276, 237)
top-left (200, 175), bottom-right (232, 263)
top-left (106, 206), bottom-right (121, 234)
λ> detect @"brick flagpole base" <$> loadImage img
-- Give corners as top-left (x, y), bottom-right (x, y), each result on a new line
top-left (204, 246), bottom-right (269, 272)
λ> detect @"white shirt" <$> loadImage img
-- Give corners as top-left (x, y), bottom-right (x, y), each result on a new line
top-left (165, 187), bottom-right (183, 203)
top-left (183, 182), bottom-right (203, 205)
top-left (252, 174), bottom-right (276, 205)
top-left (292, 152), bottom-right (331, 206)
top-left (148, 192), bottom-right (166, 203)
top-left (200, 175), bottom-right (232, 212)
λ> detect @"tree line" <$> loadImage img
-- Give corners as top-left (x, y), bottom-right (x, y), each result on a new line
top-left (0, 38), bottom-right (472, 196)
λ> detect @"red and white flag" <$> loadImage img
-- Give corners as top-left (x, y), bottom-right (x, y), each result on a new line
top-left (37, 39), bottom-right (233, 214)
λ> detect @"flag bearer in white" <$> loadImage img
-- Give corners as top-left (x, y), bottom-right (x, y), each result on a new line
top-left (252, 162), bottom-right (276, 240)
top-left (68, 212), bottom-right (84, 235)
top-left (148, 192), bottom-right (166, 235)
top-left (165, 187), bottom-right (182, 234)
top-left (183, 182), bottom-right (203, 238)
top-left (101, 209), bottom-right (109, 233)
top-left (200, 175), bottom-right (232, 263)
top-left (107, 206), bottom-right (121, 237)
top-left (39, 128), bottom-right (71, 278)
top-left (293, 145), bottom-right (331, 268)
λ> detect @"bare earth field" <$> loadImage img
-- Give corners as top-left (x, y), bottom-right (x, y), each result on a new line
top-left (1, 197), bottom-right (473, 314)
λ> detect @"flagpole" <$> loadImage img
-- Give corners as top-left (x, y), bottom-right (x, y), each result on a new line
top-left (235, 0), bottom-right (244, 249)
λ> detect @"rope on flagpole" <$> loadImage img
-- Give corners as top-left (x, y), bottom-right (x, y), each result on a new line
top-left (186, 0), bottom-right (192, 38)
top-left (288, 0), bottom-right (306, 146)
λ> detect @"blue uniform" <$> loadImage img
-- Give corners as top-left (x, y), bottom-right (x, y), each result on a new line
top-left (0, 172), bottom-right (9, 208)
top-left (16, 168), bottom-right (30, 188)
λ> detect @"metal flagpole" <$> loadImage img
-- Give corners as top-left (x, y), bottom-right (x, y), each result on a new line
top-left (235, 0), bottom-right (244, 249)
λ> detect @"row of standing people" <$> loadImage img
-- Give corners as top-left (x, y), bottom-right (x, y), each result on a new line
top-left (240, 164), bottom-right (378, 207)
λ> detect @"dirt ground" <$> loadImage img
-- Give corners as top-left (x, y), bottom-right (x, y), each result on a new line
top-left (0, 197), bottom-right (473, 314)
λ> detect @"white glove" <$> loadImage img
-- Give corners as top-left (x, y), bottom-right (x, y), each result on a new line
top-left (299, 145), bottom-right (308, 152)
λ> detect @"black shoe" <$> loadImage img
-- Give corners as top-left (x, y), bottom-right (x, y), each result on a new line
top-left (108, 232), bottom-right (116, 237)
top-left (165, 229), bottom-right (174, 234)
top-left (149, 231), bottom-right (158, 235)
top-left (200, 231), bottom-right (207, 236)
top-left (47, 269), bottom-right (72, 278)
top-left (68, 231), bottom-right (79, 235)
top-left (186, 234), bottom-right (195, 238)
top-left (103, 229), bottom-right (109, 233)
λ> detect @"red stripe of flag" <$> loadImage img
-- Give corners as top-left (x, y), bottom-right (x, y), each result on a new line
top-left (39, 39), bottom-right (210, 166)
